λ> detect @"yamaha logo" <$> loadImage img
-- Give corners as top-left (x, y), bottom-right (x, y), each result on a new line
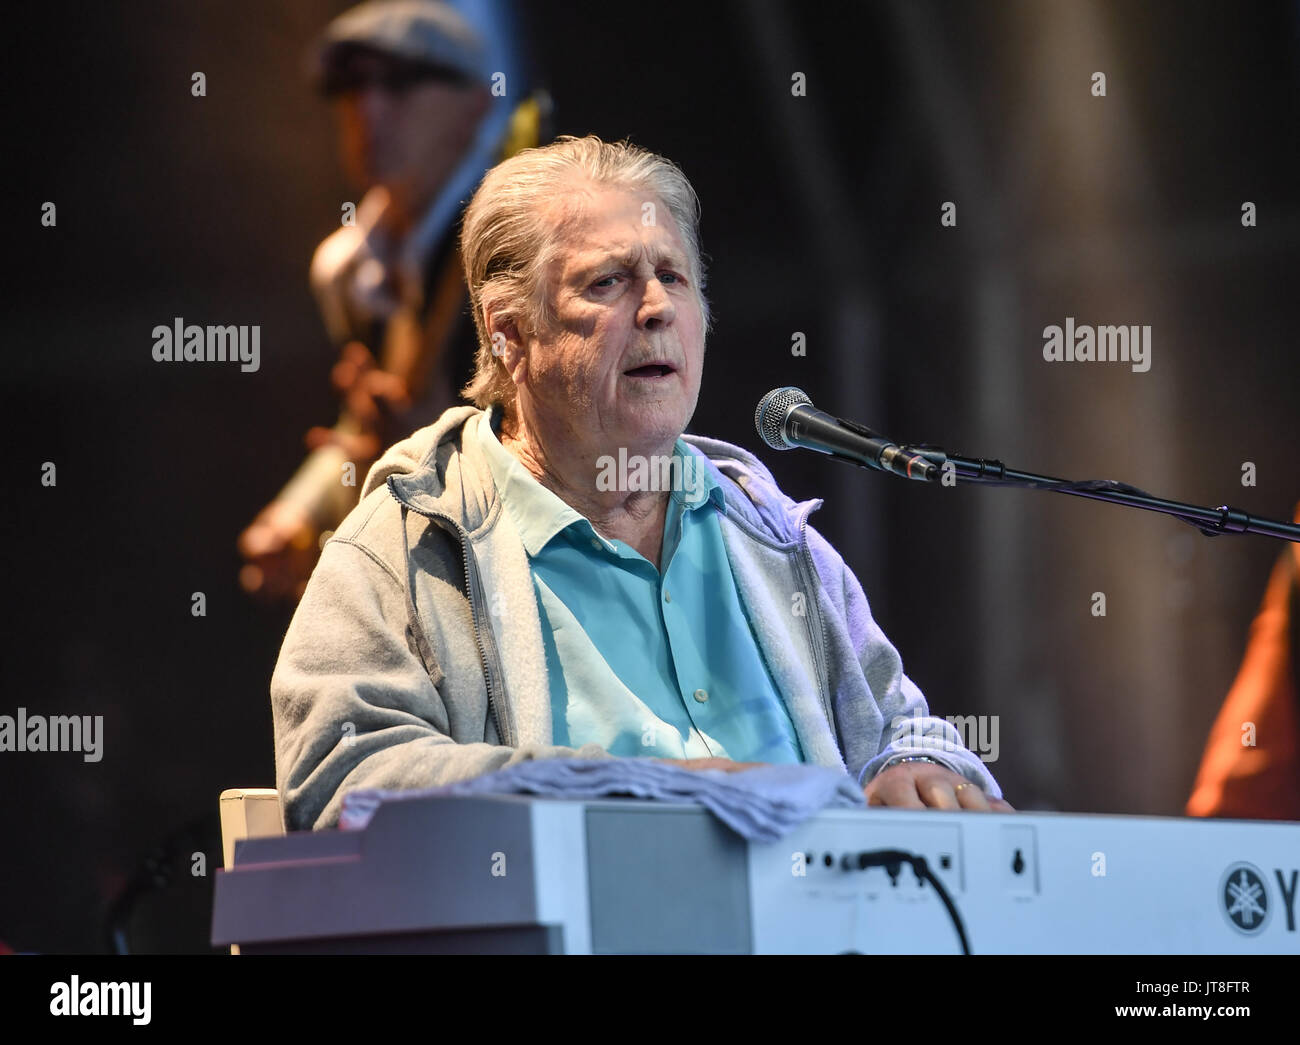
top-left (1220, 862), bottom-right (1271, 935)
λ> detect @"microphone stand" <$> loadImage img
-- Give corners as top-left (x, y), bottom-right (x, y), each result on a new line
top-left (902, 445), bottom-right (1300, 544)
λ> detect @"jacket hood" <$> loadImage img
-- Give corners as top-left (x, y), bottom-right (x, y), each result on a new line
top-left (364, 405), bottom-right (821, 544)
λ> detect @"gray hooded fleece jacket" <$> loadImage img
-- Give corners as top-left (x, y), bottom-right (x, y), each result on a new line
top-left (270, 406), bottom-right (1003, 831)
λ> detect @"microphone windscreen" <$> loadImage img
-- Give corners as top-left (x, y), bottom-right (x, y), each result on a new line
top-left (755, 386), bottom-right (812, 450)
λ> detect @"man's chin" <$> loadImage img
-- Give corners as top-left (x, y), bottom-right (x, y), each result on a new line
top-left (609, 407), bottom-right (690, 452)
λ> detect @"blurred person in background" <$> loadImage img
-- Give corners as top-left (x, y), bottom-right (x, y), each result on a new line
top-left (238, 0), bottom-right (542, 601)
top-left (1187, 503), bottom-right (1300, 820)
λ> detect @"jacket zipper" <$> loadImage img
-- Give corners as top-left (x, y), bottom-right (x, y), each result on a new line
top-left (460, 531), bottom-right (511, 746)
top-left (395, 494), bottom-right (511, 748)
top-left (796, 508), bottom-right (839, 753)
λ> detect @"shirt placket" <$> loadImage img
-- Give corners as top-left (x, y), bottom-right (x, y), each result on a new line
top-left (658, 505), bottom-right (719, 757)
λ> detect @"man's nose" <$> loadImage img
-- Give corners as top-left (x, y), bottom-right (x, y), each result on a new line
top-left (638, 277), bottom-right (676, 329)
top-left (349, 84), bottom-right (396, 127)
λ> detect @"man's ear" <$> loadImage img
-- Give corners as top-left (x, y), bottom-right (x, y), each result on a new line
top-left (485, 310), bottom-right (527, 385)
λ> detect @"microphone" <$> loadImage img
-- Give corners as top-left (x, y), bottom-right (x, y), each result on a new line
top-left (754, 387), bottom-right (941, 482)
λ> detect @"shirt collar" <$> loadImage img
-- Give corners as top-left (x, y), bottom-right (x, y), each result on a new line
top-left (668, 443), bottom-right (725, 513)
top-left (475, 404), bottom-right (725, 557)
top-left (476, 405), bottom-right (584, 556)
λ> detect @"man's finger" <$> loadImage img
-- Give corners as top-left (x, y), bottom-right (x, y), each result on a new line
top-left (954, 782), bottom-right (992, 811)
top-left (340, 340), bottom-right (375, 369)
top-left (918, 779), bottom-right (961, 810)
top-left (330, 357), bottom-right (360, 393)
top-left (238, 562), bottom-right (264, 594)
top-left (866, 774), bottom-right (926, 809)
top-left (305, 425), bottom-right (339, 450)
top-left (361, 370), bottom-right (410, 405)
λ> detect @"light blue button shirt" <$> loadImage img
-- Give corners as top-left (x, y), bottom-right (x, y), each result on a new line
top-left (475, 405), bottom-right (804, 764)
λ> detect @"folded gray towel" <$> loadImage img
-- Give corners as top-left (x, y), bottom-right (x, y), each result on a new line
top-left (339, 758), bottom-right (867, 841)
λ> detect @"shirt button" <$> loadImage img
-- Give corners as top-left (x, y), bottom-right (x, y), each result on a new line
top-left (693, 689), bottom-right (708, 703)
top-left (664, 590), bottom-right (672, 603)
top-left (591, 538), bottom-right (602, 551)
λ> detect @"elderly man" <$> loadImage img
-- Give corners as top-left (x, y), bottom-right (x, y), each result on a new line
top-left (271, 135), bottom-right (1010, 831)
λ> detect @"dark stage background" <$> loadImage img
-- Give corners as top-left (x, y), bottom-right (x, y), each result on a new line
top-left (5, 0), bottom-right (1298, 951)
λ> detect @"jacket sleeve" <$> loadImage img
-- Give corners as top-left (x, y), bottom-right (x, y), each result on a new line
top-left (271, 537), bottom-right (612, 832)
top-left (806, 525), bottom-right (1004, 798)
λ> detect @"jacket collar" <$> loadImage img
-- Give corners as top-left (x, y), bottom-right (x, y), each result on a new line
top-left (370, 405), bottom-right (495, 534)
top-left (373, 405), bottom-right (821, 545)
top-left (680, 432), bottom-right (822, 545)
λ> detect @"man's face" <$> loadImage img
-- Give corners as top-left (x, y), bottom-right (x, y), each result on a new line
top-left (330, 51), bottom-right (486, 200)
top-left (518, 184), bottom-right (706, 455)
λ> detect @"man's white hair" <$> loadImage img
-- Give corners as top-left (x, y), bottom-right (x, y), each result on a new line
top-left (459, 134), bottom-right (711, 411)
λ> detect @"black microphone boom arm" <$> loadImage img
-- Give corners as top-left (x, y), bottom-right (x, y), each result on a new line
top-left (904, 444), bottom-right (1300, 544)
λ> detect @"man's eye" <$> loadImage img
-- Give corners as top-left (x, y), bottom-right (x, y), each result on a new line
top-left (658, 272), bottom-right (681, 284)
top-left (592, 275), bottom-right (619, 289)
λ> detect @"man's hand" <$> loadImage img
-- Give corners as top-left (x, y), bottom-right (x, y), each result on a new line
top-left (237, 499), bottom-right (319, 603)
top-left (305, 341), bottom-right (411, 463)
top-left (864, 761), bottom-right (1015, 812)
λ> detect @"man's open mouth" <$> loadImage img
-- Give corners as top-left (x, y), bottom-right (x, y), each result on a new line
top-left (623, 363), bottom-right (675, 378)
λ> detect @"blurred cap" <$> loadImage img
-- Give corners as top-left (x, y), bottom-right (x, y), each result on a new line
top-left (313, 0), bottom-right (490, 94)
